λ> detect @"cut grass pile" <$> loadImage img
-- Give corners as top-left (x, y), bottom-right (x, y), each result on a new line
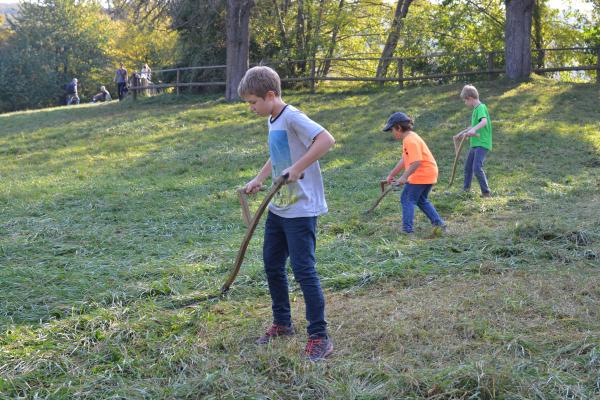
top-left (1, 76), bottom-right (599, 398)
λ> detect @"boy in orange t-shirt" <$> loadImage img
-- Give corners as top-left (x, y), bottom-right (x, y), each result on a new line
top-left (383, 112), bottom-right (446, 234)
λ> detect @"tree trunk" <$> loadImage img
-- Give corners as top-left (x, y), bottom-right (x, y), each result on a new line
top-left (295, 0), bottom-right (306, 72)
top-left (272, 0), bottom-right (289, 51)
top-left (505, 0), bottom-right (535, 80)
top-left (320, 0), bottom-right (344, 76)
top-left (225, 0), bottom-right (254, 101)
top-left (532, 0), bottom-right (545, 69)
top-left (376, 0), bottom-right (413, 79)
top-left (307, 0), bottom-right (326, 59)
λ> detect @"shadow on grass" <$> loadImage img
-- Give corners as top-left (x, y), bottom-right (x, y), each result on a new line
top-left (1, 79), bottom-right (599, 327)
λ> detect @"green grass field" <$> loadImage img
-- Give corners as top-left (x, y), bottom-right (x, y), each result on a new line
top-left (1, 77), bottom-right (599, 399)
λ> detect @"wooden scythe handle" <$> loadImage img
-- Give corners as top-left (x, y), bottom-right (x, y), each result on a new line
top-left (365, 180), bottom-right (401, 214)
top-left (237, 186), bottom-right (267, 226)
top-left (379, 179), bottom-right (387, 193)
top-left (449, 131), bottom-right (468, 188)
top-left (237, 188), bottom-right (253, 226)
top-left (221, 175), bottom-right (288, 294)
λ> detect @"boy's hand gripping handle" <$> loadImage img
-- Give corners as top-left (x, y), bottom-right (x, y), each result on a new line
top-left (223, 173), bottom-right (302, 294)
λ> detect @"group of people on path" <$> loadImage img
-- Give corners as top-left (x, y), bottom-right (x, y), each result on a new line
top-left (65, 62), bottom-right (152, 105)
top-left (114, 62), bottom-right (153, 101)
top-left (237, 66), bottom-right (493, 362)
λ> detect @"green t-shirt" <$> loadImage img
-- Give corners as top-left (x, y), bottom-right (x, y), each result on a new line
top-left (470, 103), bottom-right (492, 150)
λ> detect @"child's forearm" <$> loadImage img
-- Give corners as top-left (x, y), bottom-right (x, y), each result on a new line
top-left (389, 159), bottom-right (405, 177)
top-left (401, 161), bottom-right (421, 179)
top-left (255, 159), bottom-right (272, 183)
top-left (289, 130), bottom-right (335, 175)
top-left (473, 118), bottom-right (487, 130)
top-left (464, 118), bottom-right (486, 137)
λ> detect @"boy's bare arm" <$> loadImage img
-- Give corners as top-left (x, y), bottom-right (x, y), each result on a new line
top-left (398, 160), bottom-right (421, 184)
top-left (387, 159), bottom-right (404, 183)
top-left (283, 130), bottom-right (335, 182)
top-left (466, 117), bottom-right (486, 137)
top-left (245, 158), bottom-right (272, 193)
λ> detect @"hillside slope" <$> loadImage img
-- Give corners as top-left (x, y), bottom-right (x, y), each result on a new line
top-left (1, 78), bottom-right (599, 398)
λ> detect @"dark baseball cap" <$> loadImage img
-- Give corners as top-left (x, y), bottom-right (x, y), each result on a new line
top-left (382, 112), bottom-right (411, 131)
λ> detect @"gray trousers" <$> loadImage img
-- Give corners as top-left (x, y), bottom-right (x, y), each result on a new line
top-left (464, 147), bottom-right (491, 194)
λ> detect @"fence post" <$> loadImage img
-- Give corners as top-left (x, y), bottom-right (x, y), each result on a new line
top-left (310, 58), bottom-right (316, 93)
top-left (397, 58), bottom-right (404, 89)
top-left (176, 68), bottom-right (180, 96)
top-left (487, 52), bottom-right (495, 81)
top-left (132, 74), bottom-right (139, 101)
top-left (597, 47), bottom-right (600, 85)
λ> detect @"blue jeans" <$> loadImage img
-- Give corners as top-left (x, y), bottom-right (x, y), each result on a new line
top-left (464, 147), bottom-right (491, 194)
top-left (263, 211), bottom-right (327, 337)
top-left (400, 184), bottom-right (445, 233)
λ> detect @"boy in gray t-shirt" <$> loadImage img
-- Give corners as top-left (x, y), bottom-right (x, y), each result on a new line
top-left (239, 66), bottom-right (335, 361)
top-left (268, 104), bottom-right (328, 217)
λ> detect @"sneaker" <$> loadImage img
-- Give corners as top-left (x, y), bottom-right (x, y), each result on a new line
top-left (481, 192), bottom-right (492, 198)
top-left (256, 323), bottom-right (295, 344)
top-left (304, 334), bottom-right (333, 361)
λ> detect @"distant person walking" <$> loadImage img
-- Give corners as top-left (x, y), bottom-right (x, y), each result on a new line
top-left (65, 78), bottom-right (80, 105)
top-left (114, 63), bottom-right (128, 101)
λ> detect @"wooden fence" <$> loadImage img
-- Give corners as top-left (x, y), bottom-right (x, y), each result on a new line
top-left (129, 47), bottom-right (600, 97)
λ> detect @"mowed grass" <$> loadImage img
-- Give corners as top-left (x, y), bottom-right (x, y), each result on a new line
top-left (1, 76), bottom-right (599, 398)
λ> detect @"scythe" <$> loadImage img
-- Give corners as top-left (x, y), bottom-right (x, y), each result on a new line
top-left (173, 174), bottom-right (291, 307)
top-left (448, 128), bottom-right (471, 188)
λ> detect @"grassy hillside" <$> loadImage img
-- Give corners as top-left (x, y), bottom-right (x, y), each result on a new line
top-left (1, 77), bottom-right (599, 399)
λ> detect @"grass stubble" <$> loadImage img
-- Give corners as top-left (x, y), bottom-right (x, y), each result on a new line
top-left (1, 78), bottom-right (599, 398)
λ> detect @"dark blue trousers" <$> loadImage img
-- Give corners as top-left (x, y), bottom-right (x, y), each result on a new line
top-left (117, 82), bottom-right (127, 101)
top-left (263, 211), bottom-right (327, 337)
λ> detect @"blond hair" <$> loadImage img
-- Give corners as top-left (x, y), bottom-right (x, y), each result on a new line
top-left (237, 66), bottom-right (282, 98)
top-left (460, 84), bottom-right (479, 100)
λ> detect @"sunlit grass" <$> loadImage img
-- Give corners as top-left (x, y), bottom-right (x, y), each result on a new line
top-left (1, 79), bottom-right (599, 398)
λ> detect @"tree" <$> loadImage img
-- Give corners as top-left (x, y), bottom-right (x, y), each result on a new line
top-left (0, 0), bottom-right (112, 111)
top-left (504, 0), bottom-right (535, 80)
top-left (225, 0), bottom-right (254, 101)
top-left (107, 18), bottom-right (178, 72)
top-left (376, 0), bottom-right (413, 79)
top-left (532, 0), bottom-right (546, 69)
top-left (171, 0), bottom-right (226, 88)
top-left (319, 0), bottom-right (345, 76)
top-left (101, 0), bottom-right (178, 70)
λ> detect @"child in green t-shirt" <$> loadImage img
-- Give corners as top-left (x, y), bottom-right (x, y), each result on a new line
top-left (455, 84), bottom-right (492, 197)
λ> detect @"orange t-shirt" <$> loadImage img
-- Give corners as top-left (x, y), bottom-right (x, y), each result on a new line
top-left (402, 132), bottom-right (438, 184)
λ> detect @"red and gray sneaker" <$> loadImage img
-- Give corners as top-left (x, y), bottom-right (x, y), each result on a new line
top-left (304, 334), bottom-right (333, 361)
top-left (256, 323), bottom-right (295, 344)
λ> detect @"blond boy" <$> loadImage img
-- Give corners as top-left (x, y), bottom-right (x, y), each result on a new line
top-left (455, 84), bottom-right (493, 197)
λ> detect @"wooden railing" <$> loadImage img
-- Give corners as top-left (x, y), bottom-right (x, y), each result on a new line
top-left (129, 65), bottom-right (227, 98)
top-left (128, 47), bottom-right (600, 97)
